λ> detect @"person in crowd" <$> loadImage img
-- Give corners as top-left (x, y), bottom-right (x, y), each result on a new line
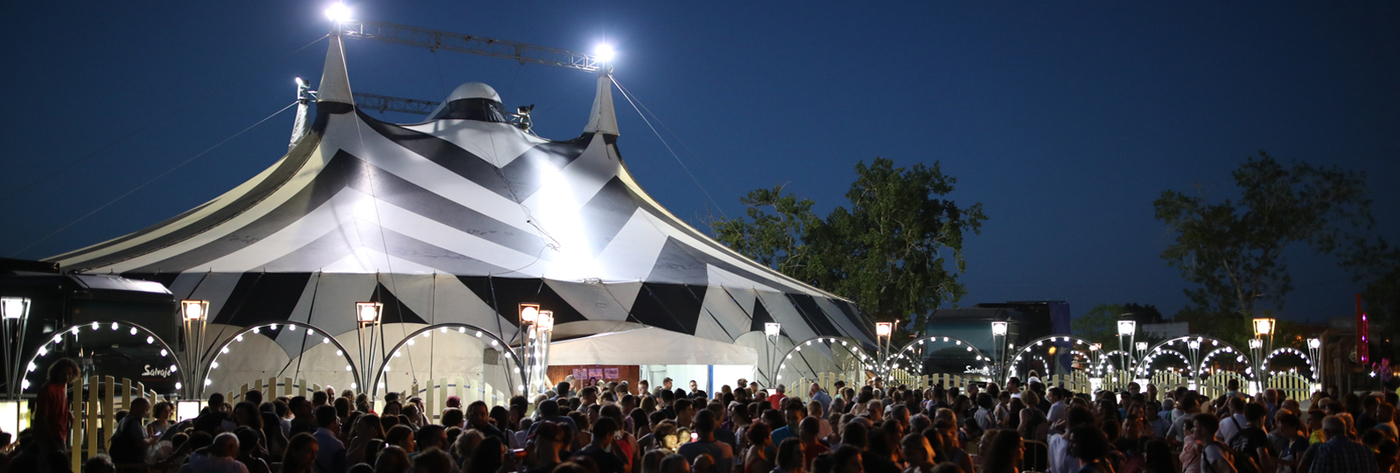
top-left (902, 432), bottom-right (936, 473)
top-left (109, 397), bottom-right (153, 464)
top-left (576, 417), bottom-right (627, 473)
top-left (1311, 415), bottom-right (1379, 472)
top-left (678, 409), bottom-right (734, 473)
top-left (375, 445), bottom-right (411, 473)
top-left (831, 446), bottom-right (863, 473)
top-left (774, 438), bottom-right (805, 473)
top-left (185, 432), bottom-right (250, 473)
top-left (743, 422), bottom-right (774, 473)
top-left (279, 432), bottom-right (319, 473)
top-left (1049, 406), bottom-right (1096, 473)
top-left (1018, 390), bottom-right (1047, 442)
top-left (34, 358), bottom-right (80, 449)
top-left (1228, 403), bottom-right (1273, 473)
top-left (234, 426), bottom-right (271, 473)
top-left (660, 452), bottom-right (692, 473)
top-left (314, 405), bottom-right (348, 473)
top-left (981, 430), bottom-right (1024, 473)
top-left (1068, 425), bottom-right (1113, 473)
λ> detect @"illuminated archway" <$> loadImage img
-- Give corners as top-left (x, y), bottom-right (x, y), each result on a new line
top-left (21, 320), bottom-right (183, 395)
top-left (202, 321), bottom-right (362, 396)
top-left (372, 323), bottom-right (524, 400)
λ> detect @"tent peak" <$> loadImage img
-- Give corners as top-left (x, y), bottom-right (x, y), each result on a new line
top-left (317, 33), bottom-right (353, 113)
top-left (583, 69), bottom-right (619, 136)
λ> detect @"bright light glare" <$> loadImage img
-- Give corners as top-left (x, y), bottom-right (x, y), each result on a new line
top-left (594, 44), bottom-right (616, 63)
top-left (325, 3), bottom-right (351, 22)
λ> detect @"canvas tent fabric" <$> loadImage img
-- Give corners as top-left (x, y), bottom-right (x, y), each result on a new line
top-left (45, 33), bottom-right (876, 377)
top-left (549, 327), bottom-right (757, 366)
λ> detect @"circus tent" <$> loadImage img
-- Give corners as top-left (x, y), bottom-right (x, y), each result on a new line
top-left (45, 32), bottom-right (875, 397)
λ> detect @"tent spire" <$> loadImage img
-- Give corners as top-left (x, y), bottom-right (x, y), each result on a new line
top-left (583, 68), bottom-right (619, 136)
top-left (317, 30), bottom-right (354, 114)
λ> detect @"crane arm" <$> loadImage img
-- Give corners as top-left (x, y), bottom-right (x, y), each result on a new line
top-left (338, 20), bottom-right (603, 72)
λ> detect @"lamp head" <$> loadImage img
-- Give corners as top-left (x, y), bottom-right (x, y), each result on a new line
top-left (324, 2), bottom-right (352, 23)
top-left (1308, 338), bottom-right (1321, 349)
top-left (355, 302), bottom-right (382, 324)
top-left (1, 297), bottom-right (29, 320)
top-left (990, 321), bottom-right (1008, 336)
top-left (181, 300), bottom-right (209, 321)
top-left (519, 303), bottom-right (540, 324)
top-left (1136, 342), bottom-right (1148, 351)
top-left (594, 43), bottom-right (616, 63)
top-left (537, 311), bottom-right (554, 333)
top-left (1117, 320), bottom-right (1137, 336)
top-left (1249, 338), bottom-right (1262, 349)
top-left (875, 322), bottom-right (893, 337)
top-left (1252, 317), bottom-right (1275, 337)
top-left (765, 322), bottom-right (781, 337)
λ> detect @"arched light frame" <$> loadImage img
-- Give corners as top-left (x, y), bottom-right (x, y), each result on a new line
top-left (1134, 348), bottom-right (1193, 377)
top-left (775, 336), bottom-right (875, 382)
top-left (1135, 336), bottom-right (1247, 379)
top-left (202, 321), bottom-right (362, 394)
top-left (1095, 349), bottom-right (1133, 373)
top-left (371, 323), bottom-right (525, 397)
top-left (21, 319), bottom-right (184, 393)
top-left (891, 335), bottom-right (995, 376)
top-left (1197, 345), bottom-right (1251, 379)
top-left (1005, 335), bottom-right (1103, 384)
top-left (1263, 347), bottom-right (1317, 380)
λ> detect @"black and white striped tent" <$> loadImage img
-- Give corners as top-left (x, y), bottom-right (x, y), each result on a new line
top-left (47, 34), bottom-right (875, 395)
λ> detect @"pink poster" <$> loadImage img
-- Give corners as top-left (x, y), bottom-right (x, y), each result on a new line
top-left (588, 368), bottom-right (604, 380)
top-left (573, 368), bottom-right (587, 380)
top-left (604, 368), bottom-right (620, 379)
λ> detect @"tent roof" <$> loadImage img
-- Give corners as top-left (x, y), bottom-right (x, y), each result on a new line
top-left (42, 33), bottom-right (877, 348)
top-left (548, 327), bottom-right (757, 366)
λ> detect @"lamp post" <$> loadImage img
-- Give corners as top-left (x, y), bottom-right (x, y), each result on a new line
top-left (355, 302), bottom-right (383, 395)
top-left (2, 297), bottom-right (30, 401)
top-left (1187, 338), bottom-right (1202, 390)
top-left (875, 322), bottom-right (894, 380)
top-left (534, 310), bottom-right (554, 395)
top-left (1117, 320), bottom-right (1137, 376)
top-left (1307, 338), bottom-right (1322, 384)
top-left (1252, 317), bottom-right (1276, 394)
top-left (991, 321), bottom-right (1008, 382)
top-left (764, 323), bottom-right (781, 388)
top-left (180, 300), bottom-right (210, 398)
top-left (517, 303), bottom-right (544, 396)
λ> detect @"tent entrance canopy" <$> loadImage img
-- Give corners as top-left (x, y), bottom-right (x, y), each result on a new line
top-left (549, 327), bottom-right (757, 366)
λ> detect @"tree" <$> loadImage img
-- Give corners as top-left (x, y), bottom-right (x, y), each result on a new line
top-left (710, 157), bottom-right (987, 329)
top-left (1072, 303), bottom-right (1164, 345)
top-left (1153, 152), bottom-right (1372, 322)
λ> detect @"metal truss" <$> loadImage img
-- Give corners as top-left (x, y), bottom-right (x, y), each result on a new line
top-left (338, 20), bottom-right (603, 72)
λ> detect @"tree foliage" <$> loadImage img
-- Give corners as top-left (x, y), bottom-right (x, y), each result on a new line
top-left (1073, 303), bottom-right (1165, 344)
top-left (1153, 152), bottom-right (1372, 320)
top-left (710, 158), bottom-right (987, 329)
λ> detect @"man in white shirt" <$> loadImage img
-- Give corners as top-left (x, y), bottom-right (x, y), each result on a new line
top-left (1046, 387), bottom-right (1069, 436)
top-left (1049, 405), bottom-right (1095, 473)
top-left (1216, 397), bottom-right (1248, 444)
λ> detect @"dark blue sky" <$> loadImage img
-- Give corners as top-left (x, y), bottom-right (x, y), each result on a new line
top-left (2, 2), bottom-right (1396, 324)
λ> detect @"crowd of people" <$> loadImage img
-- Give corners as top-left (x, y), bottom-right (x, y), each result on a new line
top-left (1, 359), bottom-right (1398, 473)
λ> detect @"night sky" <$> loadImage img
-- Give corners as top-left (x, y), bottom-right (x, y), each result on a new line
top-left (2, 2), bottom-right (1396, 324)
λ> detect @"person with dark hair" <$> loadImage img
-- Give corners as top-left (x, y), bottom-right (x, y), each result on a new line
top-left (679, 409), bottom-right (733, 473)
top-left (524, 421), bottom-right (567, 473)
top-left (775, 438), bottom-right (804, 473)
top-left (468, 437), bottom-right (504, 473)
top-left (416, 424), bottom-right (448, 454)
top-left (1141, 439), bottom-right (1174, 473)
top-left (981, 430), bottom-right (1023, 473)
top-left (289, 396), bottom-right (317, 437)
top-left (831, 446), bottom-right (862, 473)
top-left (771, 402), bottom-right (806, 447)
top-left (33, 358), bottom-right (79, 448)
top-left (862, 428), bottom-right (901, 473)
top-left (468, 400), bottom-right (509, 445)
top-left (109, 397), bottom-right (153, 464)
top-left (1067, 426), bottom-right (1111, 473)
top-left (1048, 406), bottom-right (1096, 473)
top-left (743, 423), bottom-right (774, 473)
top-left (660, 452), bottom-right (691, 473)
top-left (313, 404), bottom-right (347, 473)
top-left (1229, 403), bottom-right (1274, 473)
top-left (235, 426), bottom-right (272, 473)
top-left (411, 447), bottom-right (454, 473)
top-left (375, 445), bottom-right (411, 473)
top-left (1185, 413), bottom-right (1234, 473)
top-left (576, 417), bottom-right (626, 473)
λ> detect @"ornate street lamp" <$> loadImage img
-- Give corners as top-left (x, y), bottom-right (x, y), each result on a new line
top-left (876, 322), bottom-right (894, 378)
top-left (1252, 317), bottom-right (1276, 393)
top-left (180, 300), bottom-right (209, 397)
top-left (1117, 320), bottom-right (1137, 375)
top-left (764, 323), bottom-right (781, 387)
top-left (1, 297), bottom-right (30, 400)
top-left (355, 301), bottom-right (383, 394)
top-left (991, 321), bottom-right (1008, 381)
